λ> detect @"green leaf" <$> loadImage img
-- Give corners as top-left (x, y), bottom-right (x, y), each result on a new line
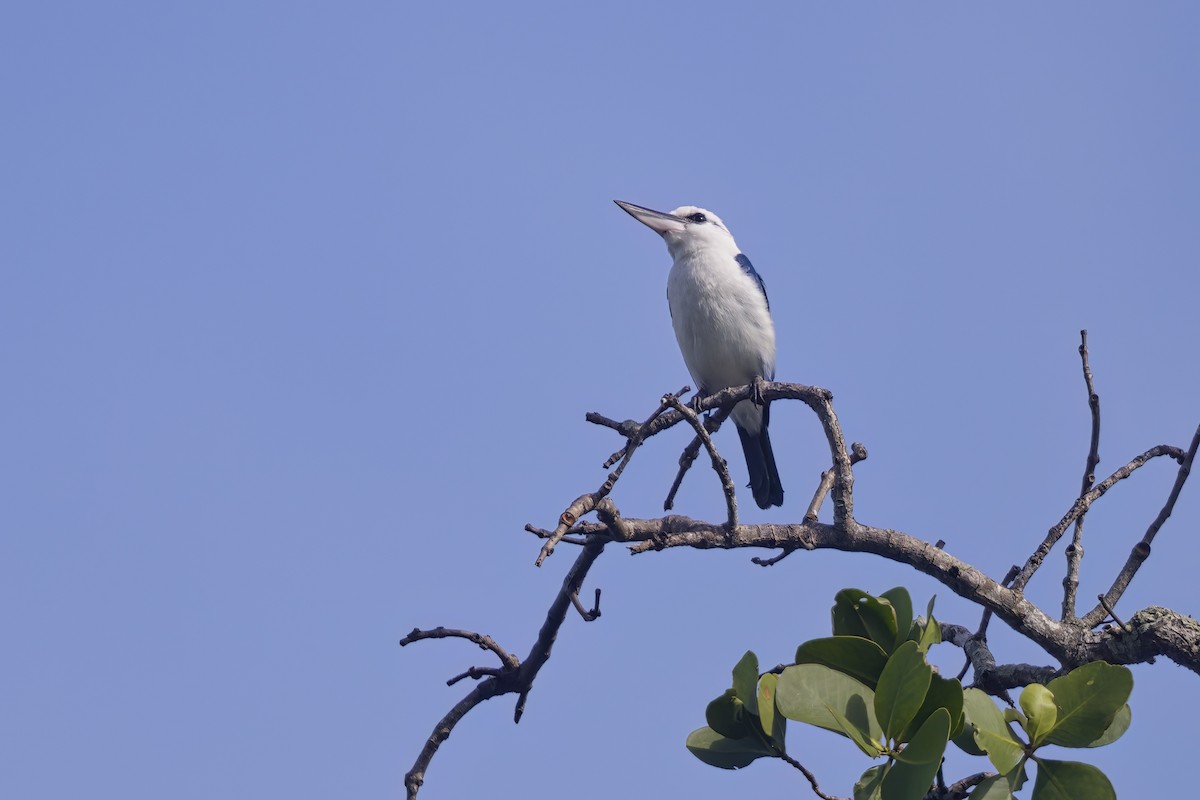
top-left (962, 688), bottom-right (1025, 774)
top-left (951, 726), bottom-right (986, 757)
top-left (826, 696), bottom-right (887, 757)
top-left (1011, 761), bottom-right (1030, 792)
top-left (880, 587), bottom-right (913, 651)
top-left (833, 589), bottom-right (899, 652)
top-left (881, 708), bottom-right (950, 800)
top-left (757, 673), bottom-right (785, 747)
top-left (874, 641), bottom-right (932, 743)
top-left (795, 636), bottom-right (890, 689)
top-left (832, 588), bottom-right (873, 639)
top-left (1031, 758), bottom-right (1115, 800)
top-left (777, 663), bottom-right (883, 754)
top-left (915, 614), bottom-right (942, 652)
top-left (1019, 683), bottom-right (1057, 747)
top-left (685, 726), bottom-right (773, 770)
top-left (970, 774), bottom-right (1015, 800)
top-left (732, 650), bottom-right (760, 714)
top-left (854, 765), bottom-right (886, 800)
top-left (1043, 662), bottom-right (1132, 748)
top-left (1081, 704), bottom-right (1130, 748)
top-left (899, 672), bottom-right (964, 742)
top-left (706, 689), bottom-right (750, 740)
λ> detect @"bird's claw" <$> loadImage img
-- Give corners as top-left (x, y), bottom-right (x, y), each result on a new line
top-left (750, 376), bottom-right (767, 407)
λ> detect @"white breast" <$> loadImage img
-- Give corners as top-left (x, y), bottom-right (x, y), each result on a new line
top-left (667, 249), bottom-right (776, 431)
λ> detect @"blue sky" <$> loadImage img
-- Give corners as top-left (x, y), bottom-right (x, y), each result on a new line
top-left (3, 3), bottom-right (1197, 798)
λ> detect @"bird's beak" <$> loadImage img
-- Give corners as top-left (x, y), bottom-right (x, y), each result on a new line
top-left (614, 200), bottom-right (687, 235)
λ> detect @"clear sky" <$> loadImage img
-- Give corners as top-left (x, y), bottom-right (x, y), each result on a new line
top-left (3, 3), bottom-right (1198, 798)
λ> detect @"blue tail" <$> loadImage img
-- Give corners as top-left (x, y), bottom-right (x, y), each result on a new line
top-left (736, 404), bottom-right (784, 509)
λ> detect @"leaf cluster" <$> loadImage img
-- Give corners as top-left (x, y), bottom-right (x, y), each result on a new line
top-left (955, 661), bottom-right (1131, 800)
top-left (686, 587), bottom-right (1133, 800)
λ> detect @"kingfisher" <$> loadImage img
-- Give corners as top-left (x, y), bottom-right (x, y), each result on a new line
top-left (615, 200), bottom-right (784, 509)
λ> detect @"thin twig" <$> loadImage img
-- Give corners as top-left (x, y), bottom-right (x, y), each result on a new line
top-left (778, 751), bottom-right (847, 800)
top-left (446, 666), bottom-right (503, 686)
top-left (1011, 443), bottom-right (1187, 593)
top-left (806, 442), bottom-right (868, 523)
top-left (399, 627), bottom-right (520, 671)
top-left (524, 524), bottom-right (592, 546)
top-left (536, 389), bottom-right (685, 566)
top-left (1081, 424), bottom-right (1200, 627)
top-left (665, 394), bottom-right (738, 529)
top-left (664, 406), bottom-right (733, 510)
top-left (1096, 594), bottom-right (1127, 630)
top-left (1062, 330), bottom-right (1101, 621)
top-left (570, 587), bottom-right (601, 621)
top-left (404, 535), bottom-right (609, 798)
top-left (751, 546), bottom-right (797, 567)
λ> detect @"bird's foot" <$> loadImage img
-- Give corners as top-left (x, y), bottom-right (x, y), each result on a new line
top-left (688, 392), bottom-right (706, 414)
top-left (750, 376), bottom-right (767, 406)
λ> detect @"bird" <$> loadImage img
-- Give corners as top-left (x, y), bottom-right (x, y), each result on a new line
top-left (615, 200), bottom-right (784, 509)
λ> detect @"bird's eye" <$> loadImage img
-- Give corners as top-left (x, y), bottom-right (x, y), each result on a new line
top-left (687, 212), bottom-right (707, 223)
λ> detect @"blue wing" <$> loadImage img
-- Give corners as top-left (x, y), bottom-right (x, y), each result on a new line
top-left (735, 253), bottom-right (769, 310)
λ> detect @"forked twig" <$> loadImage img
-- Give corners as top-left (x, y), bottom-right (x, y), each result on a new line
top-left (664, 394), bottom-right (739, 529)
top-left (1012, 443), bottom-right (1186, 593)
top-left (1081, 425), bottom-right (1200, 627)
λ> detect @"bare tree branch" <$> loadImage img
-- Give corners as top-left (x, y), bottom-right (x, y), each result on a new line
top-left (664, 406), bottom-right (733, 511)
top-left (554, 513), bottom-right (1200, 674)
top-left (956, 566), bottom-right (1019, 682)
top-left (778, 751), bottom-right (849, 800)
top-left (1062, 329), bottom-right (1102, 621)
top-left (942, 622), bottom-right (1058, 694)
top-left (664, 393), bottom-right (739, 529)
top-left (403, 344), bottom-right (1200, 797)
top-left (536, 389), bottom-right (685, 566)
top-left (1080, 425), bottom-right (1200, 627)
top-left (1011, 443), bottom-right (1186, 594)
top-left (806, 442), bottom-right (868, 523)
top-left (403, 534), bottom-right (609, 799)
top-left (399, 627), bottom-right (520, 671)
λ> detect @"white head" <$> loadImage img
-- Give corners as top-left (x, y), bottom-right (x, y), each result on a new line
top-left (614, 200), bottom-right (739, 261)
